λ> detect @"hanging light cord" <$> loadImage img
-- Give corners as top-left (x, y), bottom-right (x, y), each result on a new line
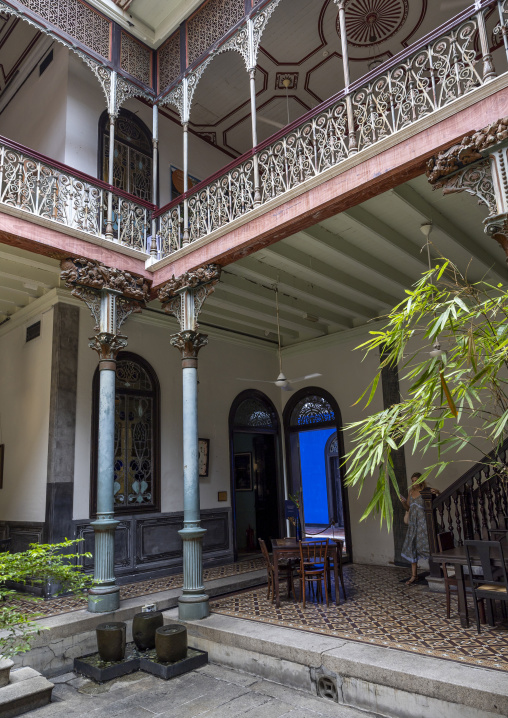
top-left (275, 286), bottom-right (283, 374)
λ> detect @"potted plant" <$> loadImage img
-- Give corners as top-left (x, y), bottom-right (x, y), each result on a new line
top-left (0, 538), bottom-right (92, 685)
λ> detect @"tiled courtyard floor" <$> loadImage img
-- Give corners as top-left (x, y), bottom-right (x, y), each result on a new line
top-left (211, 564), bottom-right (508, 673)
top-left (21, 664), bottom-right (378, 718)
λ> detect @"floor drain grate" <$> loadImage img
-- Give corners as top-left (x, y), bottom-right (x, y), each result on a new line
top-left (317, 675), bottom-right (338, 701)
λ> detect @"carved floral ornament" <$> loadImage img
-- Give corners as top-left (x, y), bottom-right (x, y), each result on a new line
top-left (61, 258), bottom-right (151, 301)
top-left (427, 116), bottom-right (508, 259)
top-left (157, 264), bottom-right (221, 302)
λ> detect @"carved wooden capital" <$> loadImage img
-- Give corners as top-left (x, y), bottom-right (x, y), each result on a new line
top-left (485, 214), bottom-right (508, 261)
top-left (88, 332), bottom-right (128, 365)
top-left (61, 258), bottom-right (151, 302)
top-left (427, 116), bottom-right (508, 185)
top-left (158, 264), bottom-right (221, 303)
top-left (170, 330), bottom-right (208, 366)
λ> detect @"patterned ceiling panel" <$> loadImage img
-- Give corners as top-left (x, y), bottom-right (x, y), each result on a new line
top-left (13, 0), bottom-right (111, 59)
top-left (186, 0), bottom-right (244, 66)
top-left (341, 0), bottom-right (409, 47)
top-left (158, 30), bottom-right (180, 92)
top-left (120, 30), bottom-right (151, 85)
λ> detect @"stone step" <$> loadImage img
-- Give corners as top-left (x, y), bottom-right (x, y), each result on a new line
top-left (163, 609), bottom-right (508, 718)
top-left (0, 667), bottom-right (53, 718)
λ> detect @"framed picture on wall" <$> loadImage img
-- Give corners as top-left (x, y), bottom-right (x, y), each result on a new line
top-left (170, 165), bottom-right (200, 201)
top-left (234, 452), bottom-right (252, 492)
top-left (199, 438), bottom-right (210, 478)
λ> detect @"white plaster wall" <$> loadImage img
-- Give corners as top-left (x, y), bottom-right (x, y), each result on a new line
top-left (0, 43), bottom-right (68, 162)
top-left (73, 304), bottom-right (279, 520)
top-left (280, 331), bottom-right (391, 566)
top-left (0, 307), bottom-right (53, 522)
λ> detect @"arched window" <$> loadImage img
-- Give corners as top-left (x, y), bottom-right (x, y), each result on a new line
top-left (232, 395), bottom-right (278, 430)
top-left (99, 109), bottom-right (153, 201)
top-left (91, 352), bottom-right (160, 515)
top-left (289, 393), bottom-right (336, 427)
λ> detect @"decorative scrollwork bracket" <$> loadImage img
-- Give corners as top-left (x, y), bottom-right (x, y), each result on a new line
top-left (427, 116), bottom-right (508, 262)
top-left (159, 264), bottom-right (221, 367)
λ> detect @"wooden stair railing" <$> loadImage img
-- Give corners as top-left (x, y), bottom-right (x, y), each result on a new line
top-left (423, 438), bottom-right (508, 579)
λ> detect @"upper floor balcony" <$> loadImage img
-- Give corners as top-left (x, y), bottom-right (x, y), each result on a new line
top-left (0, 0), bottom-right (506, 274)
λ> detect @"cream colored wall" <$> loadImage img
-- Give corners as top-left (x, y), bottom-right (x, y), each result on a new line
top-left (72, 304), bottom-right (280, 520)
top-left (280, 330), bottom-right (392, 566)
top-left (0, 43), bottom-right (68, 161)
top-left (0, 306), bottom-right (53, 522)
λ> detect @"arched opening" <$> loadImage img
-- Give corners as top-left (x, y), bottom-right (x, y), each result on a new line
top-left (91, 352), bottom-right (160, 516)
top-left (229, 390), bottom-right (283, 556)
top-left (98, 108), bottom-right (153, 200)
top-left (284, 387), bottom-right (351, 560)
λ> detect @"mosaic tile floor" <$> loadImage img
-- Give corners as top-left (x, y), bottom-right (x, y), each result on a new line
top-left (12, 557), bottom-right (266, 618)
top-left (210, 563), bottom-right (508, 673)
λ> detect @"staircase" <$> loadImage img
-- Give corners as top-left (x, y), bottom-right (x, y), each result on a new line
top-left (423, 438), bottom-right (508, 582)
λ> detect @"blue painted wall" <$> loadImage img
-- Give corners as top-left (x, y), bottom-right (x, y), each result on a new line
top-left (299, 428), bottom-right (336, 524)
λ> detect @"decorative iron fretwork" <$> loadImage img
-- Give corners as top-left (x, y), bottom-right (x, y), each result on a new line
top-left (234, 398), bottom-right (276, 428)
top-left (0, 138), bottom-right (151, 249)
top-left (9, 0), bottom-right (111, 59)
top-left (328, 434), bottom-right (338, 455)
top-left (120, 31), bottom-right (151, 86)
top-left (290, 395), bottom-right (335, 427)
top-left (186, 0), bottom-right (244, 66)
top-left (170, 329), bottom-right (209, 360)
top-left (431, 159), bottom-right (497, 216)
top-left (61, 258), bottom-right (150, 302)
top-left (157, 4), bottom-right (499, 257)
top-left (337, 0), bottom-right (409, 47)
top-left (158, 31), bottom-right (181, 92)
top-left (112, 357), bottom-right (156, 510)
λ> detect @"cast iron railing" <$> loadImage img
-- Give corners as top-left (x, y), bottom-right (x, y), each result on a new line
top-left (0, 136), bottom-right (154, 252)
top-left (155, 0), bottom-right (508, 257)
top-left (423, 437), bottom-right (508, 577)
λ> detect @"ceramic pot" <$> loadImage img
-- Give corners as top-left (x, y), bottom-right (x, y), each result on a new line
top-left (96, 622), bottom-right (126, 662)
top-left (132, 611), bottom-right (163, 651)
top-left (0, 657), bottom-right (14, 688)
top-left (155, 625), bottom-right (187, 663)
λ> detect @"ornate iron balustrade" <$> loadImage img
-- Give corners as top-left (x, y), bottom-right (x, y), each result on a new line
top-left (423, 437), bottom-right (508, 578)
top-left (156, 0), bottom-right (508, 256)
top-left (0, 136), bottom-right (153, 252)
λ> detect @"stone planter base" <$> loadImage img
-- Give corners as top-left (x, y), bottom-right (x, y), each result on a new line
top-left (74, 642), bottom-right (207, 684)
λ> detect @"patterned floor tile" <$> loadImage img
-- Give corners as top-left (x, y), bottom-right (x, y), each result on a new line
top-left (12, 557), bottom-right (266, 618)
top-left (210, 564), bottom-right (508, 673)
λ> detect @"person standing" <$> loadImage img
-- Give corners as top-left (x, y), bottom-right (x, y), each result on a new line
top-left (400, 472), bottom-right (440, 585)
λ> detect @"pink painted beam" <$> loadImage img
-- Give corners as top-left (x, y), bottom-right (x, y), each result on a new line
top-left (151, 88), bottom-right (508, 290)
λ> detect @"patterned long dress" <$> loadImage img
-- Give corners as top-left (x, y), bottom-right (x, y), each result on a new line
top-left (401, 493), bottom-right (429, 563)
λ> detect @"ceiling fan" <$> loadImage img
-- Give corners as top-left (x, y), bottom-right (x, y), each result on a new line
top-left (237, 286), bottom-right (321, 392)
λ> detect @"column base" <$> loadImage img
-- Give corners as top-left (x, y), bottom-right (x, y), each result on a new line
top-left (178, 594), bottom-right (210, 621)
top-left (88, 587), bottom-right (120, 613)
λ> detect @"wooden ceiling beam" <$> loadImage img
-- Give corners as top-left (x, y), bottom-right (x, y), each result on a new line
top-left (231, 256), bottom-right (377, 319)
top-left (202, 300), bottom-right (301, 339)
top-left (390, 185), bottom-right (507, 283)
top-left (262, 243), bottom-right (400, 307)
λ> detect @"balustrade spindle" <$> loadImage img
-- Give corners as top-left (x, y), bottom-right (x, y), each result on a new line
top-left (438, 504), bottom-right (445, 532)
top-left (477, 8), bottom-right (496, 80)
top-left (477, 471), bottom-right (489, 537)
top-left (445, 497), bottom-right (453, 535)
top-left (453, 491), bottom-right (463, 545)
top-left (497, 0), bottom-right (508, 61)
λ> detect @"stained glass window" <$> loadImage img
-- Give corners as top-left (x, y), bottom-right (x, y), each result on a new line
top-left (290, 395), bottom-right (335, 427)
top-left (233, 397), bottom-right (276, 429)
top-left (92, 354), bottom-right (159, 515)
top-left (101, 109), bottom-right (153, 201)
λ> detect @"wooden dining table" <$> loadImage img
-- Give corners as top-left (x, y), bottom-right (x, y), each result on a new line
top-left (431, 544), bottom-right (507, 628)
top-left (271, 537), bottom-right (343, 609)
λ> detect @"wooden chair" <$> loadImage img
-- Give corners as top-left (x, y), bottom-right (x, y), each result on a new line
top-left (437, 531), bottom-right (485, 623)
top-left (259, 538), bottom-right (295, 602)
top-left (299, 539), bottom-right (329, 608)
top-left (464, 539), bottom-right (508, 634)
top-left (326, 538), bottom-right (346, 603)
